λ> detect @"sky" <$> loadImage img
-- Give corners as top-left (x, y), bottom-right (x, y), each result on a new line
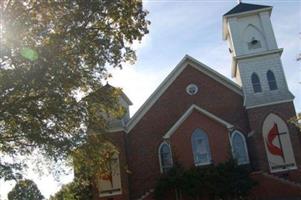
top-left (1, 0), bottom-right (301, 199)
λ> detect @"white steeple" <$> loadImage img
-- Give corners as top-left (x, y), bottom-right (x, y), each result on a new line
top-left (223, 3), bottom-right (294, 109)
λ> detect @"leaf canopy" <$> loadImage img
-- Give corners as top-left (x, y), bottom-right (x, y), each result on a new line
top-left (0, 0), bottom-right (149, 180)
top-left (8, 179), bottom-right (44, 200)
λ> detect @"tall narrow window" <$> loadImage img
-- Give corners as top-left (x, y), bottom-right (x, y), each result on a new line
top-left (98, 153), bottom-right (122, 197)
top-left (159, 142), bottom-right (173, 173)
top-left (267, 70), bottom-right (278, 90)
top-left (231, 131), bottom-right (249, 165)
top-left (191, 128), bottom-right (211, 166)
top-left (251, 73), bottom-right (262, 93)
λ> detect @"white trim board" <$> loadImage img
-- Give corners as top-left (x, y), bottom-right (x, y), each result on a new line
top-left (232, 48), bottom-right (283, 77)
top-left (163, 104), bottom-right (234, 139)
top-left (125, 55), bottom-right (242, 133)
top-left (245, 99), bottom-right (294, 110)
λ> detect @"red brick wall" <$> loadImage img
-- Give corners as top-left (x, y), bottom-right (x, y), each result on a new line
top-left (246, 102), bottom-right (301, 172)
top-left (127, 65), bottom-right (250, 199)
top-left (250, 172), bottom-right (301, 199)
top-left (171, 110), bottom-right (231, 168)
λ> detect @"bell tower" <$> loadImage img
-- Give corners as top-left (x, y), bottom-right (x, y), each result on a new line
top-left (223, 2), bottom-right (301, 174)
top-left (223, 2), bottom-right (294, 109)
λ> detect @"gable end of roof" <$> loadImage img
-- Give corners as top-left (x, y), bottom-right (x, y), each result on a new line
top-left (125, 55), bottom-right (242, 133)
top-left (163, 104), bottom-right (233, 139)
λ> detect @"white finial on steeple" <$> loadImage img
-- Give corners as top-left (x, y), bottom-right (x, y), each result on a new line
top-left (237, 0), bottom-right (241, 4)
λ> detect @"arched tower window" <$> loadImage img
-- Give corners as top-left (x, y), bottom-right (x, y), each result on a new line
top-left (158, 142), bottom-right (173, 173)
top-left (231, 131), bottom-right (249, 165)
top-left (191, 128), bottom-right (211, 166)
top-left (267, 70), bottom-right (278, 90)
top-left (251, 73), bottom-right (262, 93)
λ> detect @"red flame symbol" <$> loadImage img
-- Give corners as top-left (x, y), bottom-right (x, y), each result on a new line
top-left (266, 123), bottom-right (283, 157)
top-left (101, 173), bottom-right (112, 185)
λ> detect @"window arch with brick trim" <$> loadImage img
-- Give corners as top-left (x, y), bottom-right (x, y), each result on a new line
top-left (267, 70), bottom-right (278, 90)
top-left (158, 142), bottom-right (173, 173)
top-left (251, 73), bottom-right (262, 93)
top-left (191, 128), bottom-right (212, 166)
top-left (231, 131), bottom-right (250, 165)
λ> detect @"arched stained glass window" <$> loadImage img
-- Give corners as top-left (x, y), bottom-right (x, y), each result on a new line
top-left (251, 73), bottom-right (262, 93)
top-left (267, 70), bottom-right (278, 90)
top-left (159, 142), bottom-right (173, 173)
top-left (191, 129), bottom-right (211, 166)
top-left (231, 131), bottom-right (249, 165)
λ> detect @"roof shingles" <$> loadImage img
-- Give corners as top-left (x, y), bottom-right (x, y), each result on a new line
top-left (224, 2), bottom-right (271, 16)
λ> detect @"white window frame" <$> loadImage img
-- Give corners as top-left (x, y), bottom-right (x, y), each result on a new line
top-left (158, 141), bottom-right (173, 173)
top-left (186, 83), bottom-right (199, 95)
top-left (230, 130), bottom-right (250, 165)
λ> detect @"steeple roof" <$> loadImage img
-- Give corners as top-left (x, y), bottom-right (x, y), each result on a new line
top-left (224, 2), bottom-right (271, 16)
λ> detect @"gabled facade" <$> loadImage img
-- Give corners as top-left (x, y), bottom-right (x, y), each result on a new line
top-left (94, 2), bottom-right (301, 200)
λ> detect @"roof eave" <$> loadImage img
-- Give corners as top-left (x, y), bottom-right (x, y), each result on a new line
top-left (232, 48), bottom-right (283, 78)
top-left (121, 92), bottom-right (133, 106)
top-left (225, 7), bottom-right (272, 18)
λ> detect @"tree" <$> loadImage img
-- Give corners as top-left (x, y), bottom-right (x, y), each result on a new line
top-left (7, 179), bottom-right (44, 200)
top-left (154, 160), bottom-right (256, 200)
top-left (154, 163), bottom-right (185, 200)
top-left (212, 160), bottom-right (256, 200)
top-left (49, 177), bottom-right (92, 200)
top-left (0, 0), bottom-right (149, 180)
top-left (289, 113), bottom-right (301, 132)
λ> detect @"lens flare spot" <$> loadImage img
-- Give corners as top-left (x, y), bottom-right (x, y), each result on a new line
top-left (20, 48), bottom-right (39, 61)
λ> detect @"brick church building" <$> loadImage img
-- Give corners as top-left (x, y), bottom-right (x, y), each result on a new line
top-left (95, 2), bottom-right (301, 200)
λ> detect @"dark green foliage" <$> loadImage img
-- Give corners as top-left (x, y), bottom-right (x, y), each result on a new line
top-left (289, 113), bottom-right (301, 132)
top-left (154, 163), bottom-right (185, 200)
top-left (0, 0), bottom-right (149, 180)
top-left (0, 162), bottom-right (22, 181)
top-left (7, 179), bottom-right (44, 200)
top-left (49, 177), bottom-right (92, 200)
top-left (154, 160), bottom-right (256, 200)
top-left (212, 160), bottom-right (256, 200)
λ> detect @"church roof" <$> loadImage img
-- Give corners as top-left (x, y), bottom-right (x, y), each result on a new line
top-left (103, 83), bottom-right (133, 105)
top-left (90, 83), bottom-right (133, 106)
top-left (224, 2), bottom-right (271, 16)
